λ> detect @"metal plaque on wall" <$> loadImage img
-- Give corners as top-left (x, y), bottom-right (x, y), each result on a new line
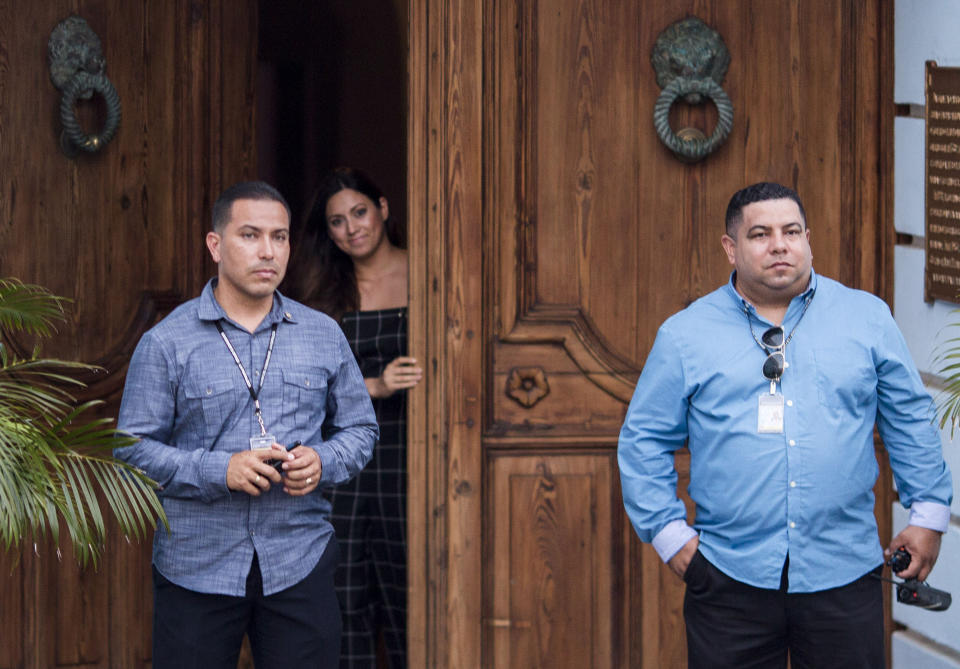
top-left (926, 61), bottom-right (960, 303)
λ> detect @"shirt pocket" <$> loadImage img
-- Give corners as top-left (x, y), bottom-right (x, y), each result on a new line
top-left (813, 346), bottom-right (876, 412)
top-left (182, 378), bottom-right (237, 445)
top-left (281, 368), bottom-right (329, 430)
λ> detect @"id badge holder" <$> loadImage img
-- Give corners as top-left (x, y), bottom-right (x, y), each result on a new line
top-left (757, 390), bottom-right (784, 434)
top-left (250, 434), bottom-right (276, 450)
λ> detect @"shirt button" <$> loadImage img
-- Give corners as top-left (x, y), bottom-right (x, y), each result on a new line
top-left (205, 387), bottom-right (213, 395)
top-left (789, 521), bottom-right (796, 529)
top-left (305, 379), bottom-right (311, 386)
top-left (786, 400), bottom-right (794, 407)
top-left (789, 439), bottom-right (796, 446)
top-left (790, 481), bottom-right (797, 488)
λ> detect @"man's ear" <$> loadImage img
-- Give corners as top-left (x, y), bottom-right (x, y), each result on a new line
top-left (206, 231), bottom-right (222, 263)
top-left (720, 233), bottom-right (737, 266)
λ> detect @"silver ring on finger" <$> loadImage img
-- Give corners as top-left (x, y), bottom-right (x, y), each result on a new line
top-left (306, 477), bottom-right (312, 485)
top-left (255, 475), bottom-right (261, 483)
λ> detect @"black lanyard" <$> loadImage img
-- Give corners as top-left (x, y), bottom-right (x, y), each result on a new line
top-left (215, 321), bottom-right (278, 436)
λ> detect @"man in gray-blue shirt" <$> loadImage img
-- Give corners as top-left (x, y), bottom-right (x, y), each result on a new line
top-left (619, 182), bottom-right (952, 669)
top-left (116, 181), bottom-right (377, 669)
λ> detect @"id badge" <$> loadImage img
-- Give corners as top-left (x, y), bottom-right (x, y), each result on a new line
top-left (250, 434), bottom-right (276, 450)
top-left (757, 393), bottom-right (784, 434)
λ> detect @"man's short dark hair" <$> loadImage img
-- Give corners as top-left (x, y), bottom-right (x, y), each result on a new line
top-left (725, 182), bottom-right (806, 235)
top-left (211, 181), bottom-right (291, 232)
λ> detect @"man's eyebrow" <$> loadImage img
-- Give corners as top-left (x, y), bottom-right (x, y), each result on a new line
top-left (746, 221), bottom-right (802, 233)
top-left (236, 224), bottom-right (289, 235)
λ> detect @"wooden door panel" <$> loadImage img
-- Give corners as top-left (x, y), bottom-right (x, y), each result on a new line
top-left (486, 452), bottom-right (623, 669)
top-left (463, 0), bottom-right (889, 667)
top-left (483, 3), bottom-right (870, 659)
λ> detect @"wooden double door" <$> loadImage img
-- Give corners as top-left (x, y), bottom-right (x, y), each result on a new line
top-left (0, 1), bottom-right (893, 667)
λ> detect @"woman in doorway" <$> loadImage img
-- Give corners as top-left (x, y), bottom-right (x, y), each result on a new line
top-left (289, 166), bottom-right (421, 669)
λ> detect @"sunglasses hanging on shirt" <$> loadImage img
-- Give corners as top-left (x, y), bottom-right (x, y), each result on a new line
top-left (761, 325), bottom-right (785, 392)
top-left (746, 294), bottom-right (812, 395)
top-left (744, 294), bottom-right (813, 435)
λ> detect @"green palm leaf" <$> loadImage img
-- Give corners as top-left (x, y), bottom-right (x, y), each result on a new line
top-left (0, 278), bottom-right (167, 567)
top-left (0, 279), bottom-right (68, 337)
top-left (933, 314), bottom-right (960, 437)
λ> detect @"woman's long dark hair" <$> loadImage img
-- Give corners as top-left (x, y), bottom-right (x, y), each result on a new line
top-left (286, 167), bottom-right (404, 320)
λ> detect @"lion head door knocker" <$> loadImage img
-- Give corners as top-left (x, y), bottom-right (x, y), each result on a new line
top-left (651, 17), bottom-right (733, 163)
top-left (48, 16), bottom-right (122, 156)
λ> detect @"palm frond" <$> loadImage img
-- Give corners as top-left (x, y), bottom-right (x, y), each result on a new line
top-left (0, 279), bottom-right (69, 337)
top-left (932, 310), bottom-right (960, 437)
top-left (0, 277), bottom-right (167, 566)
top-left (0, 418), bottom-right (61, 549)
top-left (0, 405), bottom-right (167, 566)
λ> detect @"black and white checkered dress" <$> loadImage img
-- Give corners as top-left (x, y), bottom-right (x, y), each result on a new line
top-left (328, 307), bottom-right (407, 668)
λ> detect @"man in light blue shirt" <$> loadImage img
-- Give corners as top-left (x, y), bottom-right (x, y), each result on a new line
top-left (618, 182), bottom-right (952, 669)
top-left (116, 181), bottom-right (378, 669)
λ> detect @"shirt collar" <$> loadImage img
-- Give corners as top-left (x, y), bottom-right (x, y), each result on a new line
top-left (725, 269), bottom-right (818, 315)
top-left (197, 278), bottom-right (299, 328)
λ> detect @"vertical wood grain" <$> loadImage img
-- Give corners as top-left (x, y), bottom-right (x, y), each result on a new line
top-left (409, 0), bottom-right (486, 664)
top-left (444, 0), bottom-right (485, 665)
top-left (0, 548), bottom-right (26, 668)
top-left (405, 0), bottom-right (427, 659)
top-left (407, 0), bottom-right (437, 664)
top-left (487, 453), bottom-right (620, 668)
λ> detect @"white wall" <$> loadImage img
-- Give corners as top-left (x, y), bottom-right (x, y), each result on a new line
top-left (893, 1), bottom-right (960, 666)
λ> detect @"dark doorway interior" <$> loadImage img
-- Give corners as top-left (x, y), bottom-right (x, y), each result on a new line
top-left (257, 0), bottom-right (407, 236)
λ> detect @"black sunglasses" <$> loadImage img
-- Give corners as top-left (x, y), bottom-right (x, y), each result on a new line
top-left (761, 326), bottom-right (785, 381)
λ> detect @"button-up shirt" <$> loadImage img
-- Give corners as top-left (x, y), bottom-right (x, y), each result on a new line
top-left (116, 279), bottom-right (378, 596)
top-left (618, 270), bottom-right (952, 592)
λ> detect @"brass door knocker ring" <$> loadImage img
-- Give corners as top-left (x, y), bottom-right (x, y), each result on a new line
top-left (48, 16), bottom-right (122, 156)
top-left (653, 76), bottom-right (733, 163)
top-left (651, 17), bottom-right (733, 163)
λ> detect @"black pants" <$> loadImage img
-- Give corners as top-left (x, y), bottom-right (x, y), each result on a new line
top-left (152, 538), bottom-right (342, 669)
top-left (683, 551), bottom-right (884, 669)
